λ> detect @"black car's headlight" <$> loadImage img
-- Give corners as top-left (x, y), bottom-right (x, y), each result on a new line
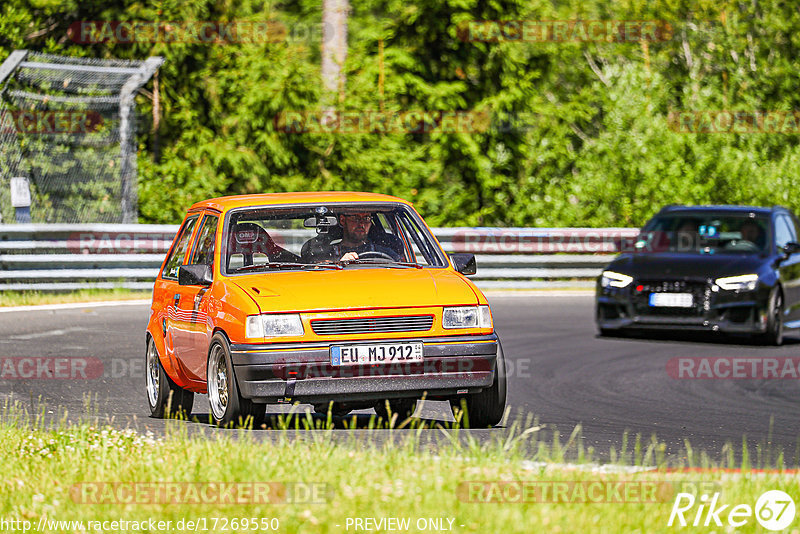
top-left (715, 274), bottom-right (758, 291)
top-left (600, 270), bottom-right (633, 289)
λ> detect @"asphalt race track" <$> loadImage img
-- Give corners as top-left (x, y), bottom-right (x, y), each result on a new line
top-left (1, 295), bottom-right (798, 465)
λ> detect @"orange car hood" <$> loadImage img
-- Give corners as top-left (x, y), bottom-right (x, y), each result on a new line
top-left (231, 268), bottom-right (478, 312)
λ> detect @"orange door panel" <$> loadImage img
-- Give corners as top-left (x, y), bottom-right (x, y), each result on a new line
top-left (167, 285), bottom-right (203, 381)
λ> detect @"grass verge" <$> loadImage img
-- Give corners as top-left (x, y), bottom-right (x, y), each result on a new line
top-left (1, 405), bottom-right (798, 533)
top-left (0, 288), bottom-right (151, 307)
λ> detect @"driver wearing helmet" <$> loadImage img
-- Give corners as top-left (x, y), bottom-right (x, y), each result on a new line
top-left (303, 212), bottom-right (402, 263)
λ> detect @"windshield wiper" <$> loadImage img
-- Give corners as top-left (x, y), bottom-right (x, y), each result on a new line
top-left (387, 261), bottom-right (424, 268)
top-left (235, 262), bottom-right (342, 272)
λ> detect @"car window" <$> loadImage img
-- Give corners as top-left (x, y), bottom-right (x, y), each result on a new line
top-left (775, 215), bottom-right (795, 251)
top-left (190, 214), bottom-right (219, 269)
top-left (161, 214), bottom-right (200, 280)
top-left (782, 214), bottom-right (797, 242)
top-left (223, 204), bottom-right (447, 273)
top-left (637, 213), bottom-right (770, 254)
top-left (395, 211), bottom-right (444, 266)
top-left (788, 213), bottom-right (800, 241)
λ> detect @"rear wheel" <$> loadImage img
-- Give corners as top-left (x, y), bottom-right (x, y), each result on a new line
top-left (450, 340), bottom-right (507, 428)
top-left (374, 398), bottom-right (417, 422)
top-left (758, 289), bottom-right (784, 346)
top-left (207, 333), bottom-right (263, 427)
top-left (146, 337), bottom-right (193, 418)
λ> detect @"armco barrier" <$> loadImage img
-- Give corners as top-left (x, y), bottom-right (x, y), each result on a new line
top-left (0, 225), bottom-right (639, 290)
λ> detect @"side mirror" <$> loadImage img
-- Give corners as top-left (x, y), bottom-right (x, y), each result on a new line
top-left (179, 264), bottom-right (213, 286)
top-left (450, 253), bottom-right (477, 275)
top-left (783, 242), bottom-right (800, 256)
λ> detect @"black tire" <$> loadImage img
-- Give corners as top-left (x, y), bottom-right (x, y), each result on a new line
top-left (247, 400), bottom-right (267, 428)
top-left (599, 327), bottom-right (628, 338)
top-left (146, 336), bottom-right (194, 418)
top-left (450, 340), bottom-right (507, 428)
top-left (374, 398), bottom-right (417, 422)
top-left (207, 333), bottom-right (260, 427)
top-left (758, 289), bottom-right (784, 346)
top-left (313, 402), bottom-right (351, 417)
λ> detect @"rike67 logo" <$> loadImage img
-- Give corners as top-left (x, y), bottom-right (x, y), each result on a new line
top-left (669, 490), bottom-right (795, 531)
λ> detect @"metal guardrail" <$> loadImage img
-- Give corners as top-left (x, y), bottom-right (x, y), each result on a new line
top-left (0, 224), bottom-right (638, 290)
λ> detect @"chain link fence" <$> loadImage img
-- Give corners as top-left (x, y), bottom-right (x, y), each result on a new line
top-left (0, 51), bottom-right (162, 223)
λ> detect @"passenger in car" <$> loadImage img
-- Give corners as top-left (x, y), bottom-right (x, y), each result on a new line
top-left (227, 222), bottom-right (299, 269)
top-left (739, 219), bottom-right (766, 249)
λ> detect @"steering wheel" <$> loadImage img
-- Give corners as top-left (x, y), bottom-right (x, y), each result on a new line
top-left (724, 239), bottom-right (760, 252)
top-left (357, 251), bottom-right (396, 261)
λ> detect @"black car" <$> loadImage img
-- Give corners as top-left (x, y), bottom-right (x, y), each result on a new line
top-left (596, 205), bottom-right (800, 345)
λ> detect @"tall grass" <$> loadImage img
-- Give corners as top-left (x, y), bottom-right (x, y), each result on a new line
top-left (1, 399), bottom-right (799, 533)
top-left (0, 288), bottom-right (152, 307)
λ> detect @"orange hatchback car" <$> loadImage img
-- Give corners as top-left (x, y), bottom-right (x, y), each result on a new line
top-left (146, 192), bottom-right (506, 427)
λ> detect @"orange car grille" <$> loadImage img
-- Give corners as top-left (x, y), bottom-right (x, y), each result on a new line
top-left (310, 315), bottom-right (435, 335)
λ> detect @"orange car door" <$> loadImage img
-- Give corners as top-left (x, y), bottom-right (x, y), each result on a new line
top-left (182, 212), bottom-right (220, 381)
top-left (160, 213), bottom-right (201, 382)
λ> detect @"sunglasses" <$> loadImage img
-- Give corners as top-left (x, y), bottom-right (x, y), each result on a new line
top-left (344, 214), bottom-right (372, 224)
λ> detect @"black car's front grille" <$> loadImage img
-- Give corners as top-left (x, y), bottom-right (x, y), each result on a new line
top-left (632, 279), bottom-right (710, 317)
top-left (310, 315), bottom-right (434, 335)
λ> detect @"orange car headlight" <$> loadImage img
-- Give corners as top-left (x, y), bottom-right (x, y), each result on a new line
top-left (442, 305), bottom-right (492, 329)
top-left (246, 314), bottom-right (304, 339)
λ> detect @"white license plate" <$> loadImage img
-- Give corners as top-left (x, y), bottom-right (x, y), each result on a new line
top-left (649, 293), bottom-right (694, 307)
top-left (330, 342), bottom-right (423, 366)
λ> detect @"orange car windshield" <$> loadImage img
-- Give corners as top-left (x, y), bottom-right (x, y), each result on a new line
top-left (223, 204), bottom-right (446, 273)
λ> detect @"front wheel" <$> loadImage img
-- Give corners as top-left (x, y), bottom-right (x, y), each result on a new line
top-left (146, 337), bottom-right (193, 418)
top-left (207, 333), bottom-right (265, 427)
top-left (450, 340), bottom-right (507, 428)
top-left (758, 289), bottom-right (784, 346)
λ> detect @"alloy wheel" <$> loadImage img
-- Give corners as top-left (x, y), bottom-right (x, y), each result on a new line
top-left (208, 345), bottom-right (229, 420)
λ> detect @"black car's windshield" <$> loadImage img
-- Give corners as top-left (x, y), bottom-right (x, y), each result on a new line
top-left (635, 213), bottom-right (771, 255)
top-left (223, 203), bottom-right (447, 273)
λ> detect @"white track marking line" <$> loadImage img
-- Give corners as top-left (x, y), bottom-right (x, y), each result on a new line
top-left (8, 326), bottom-right (89, 340)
